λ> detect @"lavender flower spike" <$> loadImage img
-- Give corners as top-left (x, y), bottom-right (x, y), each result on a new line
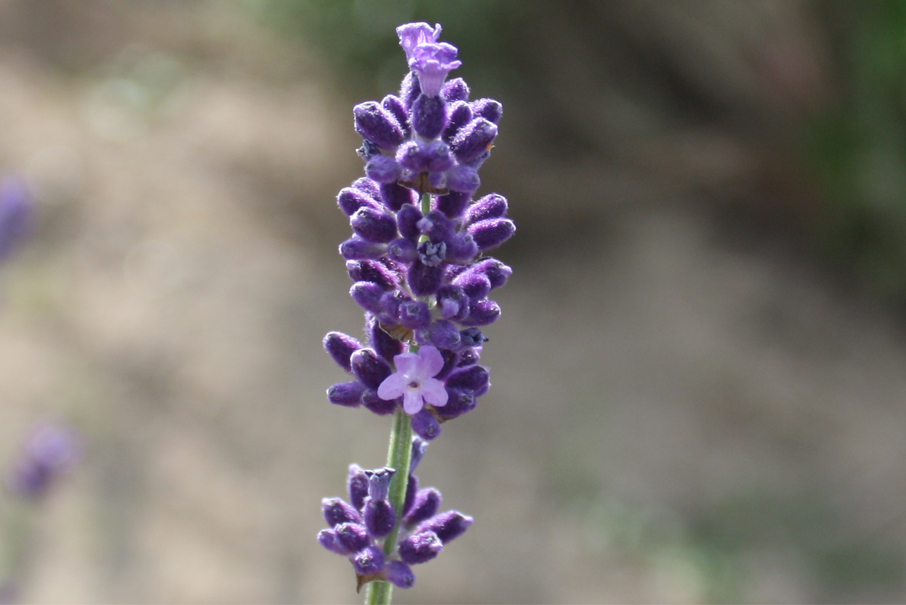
top-left (318, 20), bottom-right (512, 600)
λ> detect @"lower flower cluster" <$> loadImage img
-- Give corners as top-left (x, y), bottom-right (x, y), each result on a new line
top-left (318, 438), bottom-right (472, 590)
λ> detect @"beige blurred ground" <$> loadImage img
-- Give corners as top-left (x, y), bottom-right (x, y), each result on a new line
top-left (0, 1), bottom-right (905, 603)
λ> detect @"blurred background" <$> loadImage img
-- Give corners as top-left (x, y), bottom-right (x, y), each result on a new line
top-left (1, 0), bottom-right (906, 602)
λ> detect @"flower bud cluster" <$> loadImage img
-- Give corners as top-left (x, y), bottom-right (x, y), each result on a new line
top-left (318, 438), bottom-right (472, 591)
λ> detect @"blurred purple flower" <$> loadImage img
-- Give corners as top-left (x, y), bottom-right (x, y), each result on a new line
top-left (7, 423), bottom-right (81, 501)
top-left (0, 177), bottom-right (33, 261)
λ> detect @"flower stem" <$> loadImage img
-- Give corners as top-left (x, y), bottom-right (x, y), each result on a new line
top-left (367, 193), bottom-right (429, 605)
top-left (366, 399), bottom-right (415, 605)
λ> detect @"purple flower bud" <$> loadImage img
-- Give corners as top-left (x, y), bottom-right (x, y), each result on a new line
top-left (463, 298), bottom-right (501, 327)
top-left (400, 300), bottom-right (431, 330)
top-left (382, 94), bottom-right (410, 137)
top-left (340, 238), bottom-right (386, 260)
top-left (411, 94), bottom-right (447, 139)
top-left (327, 381), bottom-right (365, 407)
top-left (350, 281), bottom-right (385, 314)
top-left (385, 560), bottom-right (416, 589)
top-left (436, 285), bottom-right (469, 321)
top-left (396, 141), bottom-right (429, 172)
top-left (337, 187), bottom-right (381, 216)
top-left (417, 240), bottom-right (446, 267)
top-left (445, 164), bottom-right (480, 194)
top-left (348, 464), bottom-right (369, 510)
top-left (408, 260), bottom-right (444, 296)
top-left (404, 488), bottom-right (442, 527)
top-left (365, 155), bottom-right (402, 184)
top-left (411, 409), bottom-right (441, 441)
top-left (359, 139), bottom-right (385, 162)
top-left (468, 218), bottom-right (515, 250)
top-left (419, 319), bottom-right (461, 350)
top-left (351, 348), bottom-right (393, 390)
top-left (457, 347), bottom-right (482, 367)
top-left (367, 316), bottom-right (405, 363)
top-left (437, 387), bottom-right (476, 419)
top-left (453, 271), bottom-right (491, 300)
top-left (358, 477), bottom-right (396, 537)
top-left (424, 141), bottom-right (455, 173)
top-left (322, 497), bottom-right (362, 527)
top-left (323, 332), bottom-right (363, 372)
top-left (403, 472), bottom-right (419, 518)
top-left (377, 291), bottom-right (404, 326)
top-left (351, 177), bottom-right (381, 199)
top-left (380, 181), bottom-right (415, 212)
top-left (465, 193), bottom-right (508, 224)
top-left (417, 210), bottom-right (455, 242)
top-left (441, 78), bottom-right (469, 102)
top-left (468, 258), bottom-right (512, 290)
top-left (472, 98), bottom-right (503, 124)
top-left (400, 71), bottom-right (420, 109)
top-left (364, 498), bottom-right (396, 538)
top-left (362, 389), bottom-right (399, 415)
top-left (445, 365), bottom-right (490, 394)
top-left (436, 190), bottom-right (471, 218)
top-left (451, 118), bottom-right (497, 164)
top-left (410, 437), bottom-right (429, 472)
top-left (445, 233), bottom-right (479, 262)
top-left (318, 528), bottom-right (351, 555)
top-left (351, 207), bottom-right (398, 243)
top-left (435, 347), bottom-right (460, 380)
top-left (365, 467), bottom-right (395, 501)
top-left (7, 424), bottom-right (80, 500)
top-left (353, 545), bottom-right (385, 575)
top-left (354, 101), bottom-right (405, 149)
top-left (399, 531), bottom-right (443, 565)
top-left (347, 260), bottom-right (398, 290)
top-left (415, 511), bottom-right (473, 544)
top-left (460, 328), bottom-right (488, 348)
top-left (388, 237), bottom-right (418, 263)
top-left (397, 203), bottom-right (423, 240)
top-left (442, 101), bottom-right (472, 142)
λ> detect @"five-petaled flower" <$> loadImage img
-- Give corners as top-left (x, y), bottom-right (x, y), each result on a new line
top-left (377, 346), bottom-right (449, 414)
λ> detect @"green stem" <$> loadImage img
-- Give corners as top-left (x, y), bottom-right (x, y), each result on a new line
top-left (366, 192), bottom-right (430, 605)
top-left (366, 394), bottom-right (415, 605)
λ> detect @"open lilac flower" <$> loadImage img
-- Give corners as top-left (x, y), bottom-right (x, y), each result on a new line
top-left (406, 42), bottom-right (462, 98)
top-left (397, 23), bottom-right (442, 60)
top-left (377, 346), bottom-right (448, 414)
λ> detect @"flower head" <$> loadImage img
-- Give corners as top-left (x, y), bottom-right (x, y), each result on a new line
top-left (377, 345), bottom-right (448, 414)
top-left (396, 22), bottom-right (443, 61)
top-left (397, 22), bottom-right (461, 97)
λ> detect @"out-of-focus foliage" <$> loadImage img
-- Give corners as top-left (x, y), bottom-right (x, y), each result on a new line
top-left (810, 0), bottom-right (906, 301)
